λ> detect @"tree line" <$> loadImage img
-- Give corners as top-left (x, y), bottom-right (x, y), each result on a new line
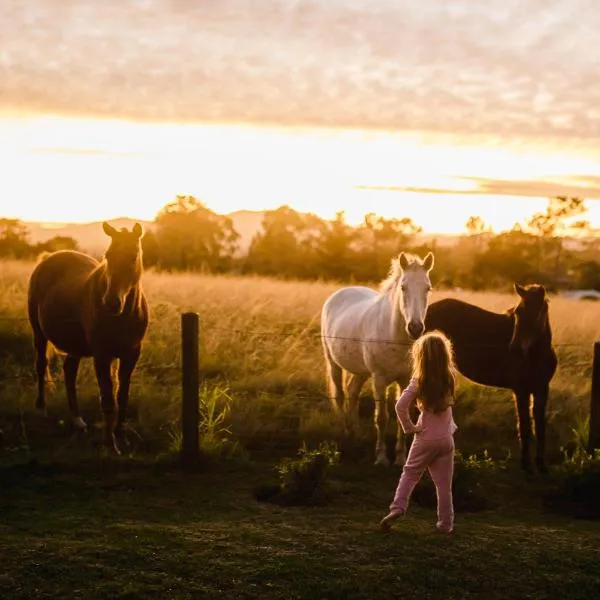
top-left (2, 195), bottom-right (599, 291)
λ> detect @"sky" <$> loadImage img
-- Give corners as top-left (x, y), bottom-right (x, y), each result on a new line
top-left (2, 0), bottom-right (600, 233)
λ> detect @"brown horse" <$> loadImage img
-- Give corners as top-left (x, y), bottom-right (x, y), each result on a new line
top-left (425, 283), bottom-right (557, 473)
top-left (27, 222), bottom-right (149, 455)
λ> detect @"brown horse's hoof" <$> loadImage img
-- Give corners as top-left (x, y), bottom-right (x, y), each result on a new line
top-left (103, 444), bottom-right (122, 457)
top-left (115, 427), bottom-right (131, 449)
top-left (101, 437), bottom-right (122, 457)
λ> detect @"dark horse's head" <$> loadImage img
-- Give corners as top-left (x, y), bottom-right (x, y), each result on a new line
top-left (101, 222), bottom-right (144, 315)
top-left (510, 283), bottom-right (551, 355)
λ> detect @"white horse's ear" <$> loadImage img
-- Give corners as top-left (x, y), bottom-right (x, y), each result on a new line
top-left (423, 252), bottom-right (434, 272)
top-left (514, 282), bottom-right (527, 298)
top-left (103, 222), bottom-right (118, 238)
top-left (398, 252), bottom-right (410, 270)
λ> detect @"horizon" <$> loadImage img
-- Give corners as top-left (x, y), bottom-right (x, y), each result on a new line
top-left (2, 1), bottom-right (600, 234)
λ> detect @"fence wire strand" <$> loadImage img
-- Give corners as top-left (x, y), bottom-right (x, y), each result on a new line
top-left (0, 311), bottom-right (595, 349)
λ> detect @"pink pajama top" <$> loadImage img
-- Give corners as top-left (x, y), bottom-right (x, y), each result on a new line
top-left (395, 378), bottom-right (457, 441)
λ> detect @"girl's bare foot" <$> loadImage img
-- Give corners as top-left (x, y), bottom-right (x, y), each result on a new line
top-left (379, 510), bottom-right (404, 532)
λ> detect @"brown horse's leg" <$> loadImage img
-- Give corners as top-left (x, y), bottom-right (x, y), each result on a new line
top-left (515, 389), bottom-right (533, 473)
top-left (33, 333), bottom-right (48, 414)
top-left (93, 355), bottom-right (119, 455)
top-left (115, 346), bottom-right (141, 448)
top-left (63, 355), bottom-right (85, 431)
top-left (533, 383), bottom-right (549, 474)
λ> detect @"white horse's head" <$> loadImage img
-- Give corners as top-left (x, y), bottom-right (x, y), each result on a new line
top-left (383, 251), bottom-right (434, 340)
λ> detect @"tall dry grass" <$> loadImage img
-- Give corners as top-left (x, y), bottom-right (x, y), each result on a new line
top-left (0, 259), bottom-right (597, 462)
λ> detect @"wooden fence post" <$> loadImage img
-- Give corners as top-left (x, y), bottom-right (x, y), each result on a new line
top-left (181, 312), bottom-right (200, 467)
top-left (588, 341), bottom-right (600, 455)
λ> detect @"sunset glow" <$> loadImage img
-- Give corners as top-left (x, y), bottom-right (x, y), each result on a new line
top-left (2, 115), bottom-right (600, 234)
top-left (2, 1), bottom-right (600, 234)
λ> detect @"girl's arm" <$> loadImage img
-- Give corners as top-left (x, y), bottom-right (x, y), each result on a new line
top-left (395, 379), bottom-right (422, 434)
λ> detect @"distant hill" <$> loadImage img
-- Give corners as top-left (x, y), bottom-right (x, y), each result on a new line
top-left (23, 210), bottom-right (462, 256)
top-left (24, 211), bottom-right (268, 256)
top-left (25, 218), bottom-right (155, 256)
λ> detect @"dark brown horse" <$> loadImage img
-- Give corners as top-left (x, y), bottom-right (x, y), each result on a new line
top-left (424, 283), bottom-right (557, 473)
top-left (27, 222), bottom-right (149, 455)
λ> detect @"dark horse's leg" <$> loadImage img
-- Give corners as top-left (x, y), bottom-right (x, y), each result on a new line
top-left (514, 388), bottom-right (533, 473)
top-left (93, 355), bottom-right (119, 455)
top-left (63, 354), bottom-right (86, 431)
top-left (33, 331), bottom-right (48, 413)
top-left (115, 346), bottom-right (142, 448)
top-left (533, 382), bottom-right (549, 474)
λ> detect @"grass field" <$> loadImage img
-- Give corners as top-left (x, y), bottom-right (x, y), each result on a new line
top-left (1, 455), bottom-right (600, 600)
top-left (0, 259), bottom-right (597, 462)
top-left (2, 259), bottom-right (600, 599)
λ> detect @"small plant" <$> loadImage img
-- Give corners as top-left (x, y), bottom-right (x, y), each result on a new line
top-left (543, 419), bottom-right (600, 519)
top-left (544, 453), bottom-right (600, 520)
top-left (255, 441), bottom-right (340, 506)
top-left (560, 415), bottom-right (594, 470)
top-left (168, 383), bottom-right (240, 458)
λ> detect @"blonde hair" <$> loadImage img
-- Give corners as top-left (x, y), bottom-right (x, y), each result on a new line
top-left (411, 331), bottom-right (456, 413)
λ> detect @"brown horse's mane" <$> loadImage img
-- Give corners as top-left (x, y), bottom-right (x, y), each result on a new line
top-left (36, 251), bottom-right (52, 264)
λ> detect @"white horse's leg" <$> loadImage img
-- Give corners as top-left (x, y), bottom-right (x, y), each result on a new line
top-left (392, 383), bottom-right (406, 466)
top-left (323, 344), bottom-right (344, 412)
top-left (372, 374), bottom-right (390, 466)
top-left (346, 373), bottom-right (368, 421)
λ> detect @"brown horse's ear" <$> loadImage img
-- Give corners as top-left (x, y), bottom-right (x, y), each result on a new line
top-left (103, 222), bottom-right (118, 238)
top-left (132, 223), bottom-right (144, 238)
top-left (514, 282), bottom-right (527, 298)
top-left (423, 252), bottom-right (434, 272)
top-left (398, 252), bottom-right (410, 270)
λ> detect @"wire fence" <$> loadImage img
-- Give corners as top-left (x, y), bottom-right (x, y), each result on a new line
top-left (0, 313), bottom-right (592, 346)
top-left (0, 310), bottom-right (595, 391)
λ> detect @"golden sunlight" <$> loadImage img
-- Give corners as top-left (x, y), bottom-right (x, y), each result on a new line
top-left (1, 115), bottom-right (600, 232)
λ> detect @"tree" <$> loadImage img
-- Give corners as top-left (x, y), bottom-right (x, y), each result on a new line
top-left (465, 215), bottom-right (487, 236)
top-left (140, 229), bottom-right (159, 269)
top-left (473, 228), bottom-right (545, 289)
top-left (36, 235), bottom-right (79, 254)
top-left (153, 195), bottom-right (239, 272)
top-left (574, 260), bottom-right (600, 291)
top-left (314, 211), bottom-right (359, 280)
top-left (526, 196), bottom-right (589, 286)
top-left (246, 205), bottom-right (324, 278)
top-left (0, 218), bottom-right (31, 258)
top-left (356, 213), bottom-right (422, 281)
top-left (527, 196), bottom-right (588, 237)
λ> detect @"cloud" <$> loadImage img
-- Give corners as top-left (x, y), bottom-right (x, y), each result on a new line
top-left (1, 0), bottom-right (600, 145)
top-left (356, 175), bottom-right (600, 199)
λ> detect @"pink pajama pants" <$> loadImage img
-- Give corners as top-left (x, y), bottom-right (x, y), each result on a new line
top-left (390, 435), bottom-right (455, 532)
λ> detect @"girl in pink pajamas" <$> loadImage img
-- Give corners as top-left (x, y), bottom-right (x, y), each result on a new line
top-left (380, 331), bottom-right (458, 534)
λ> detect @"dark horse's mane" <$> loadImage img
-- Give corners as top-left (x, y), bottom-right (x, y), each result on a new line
top-left (425, 284), bottom-right (557, 472)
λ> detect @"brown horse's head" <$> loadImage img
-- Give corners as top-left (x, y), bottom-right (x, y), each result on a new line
top-left (510, 283), bottom-right (551, 354)
top-left (101, 222), bottom-right (144, 315)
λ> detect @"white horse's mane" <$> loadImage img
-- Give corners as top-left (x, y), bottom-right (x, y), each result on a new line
top-left (379, 253), bottom-right (426, 293)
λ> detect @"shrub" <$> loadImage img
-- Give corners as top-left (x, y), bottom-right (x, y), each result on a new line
top-left (254, 441), bottom-right (340, 506)
top-left (412, 449), bottom-right (503, 512)
top-left (543, 449), bottom-right (600, 520)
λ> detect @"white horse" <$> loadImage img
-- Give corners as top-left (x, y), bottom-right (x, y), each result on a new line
top-left (320, 252), bottom-right (435, 466)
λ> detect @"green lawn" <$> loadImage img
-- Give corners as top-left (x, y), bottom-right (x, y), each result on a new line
top-left (1, 452), bottom-right (599, 600)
